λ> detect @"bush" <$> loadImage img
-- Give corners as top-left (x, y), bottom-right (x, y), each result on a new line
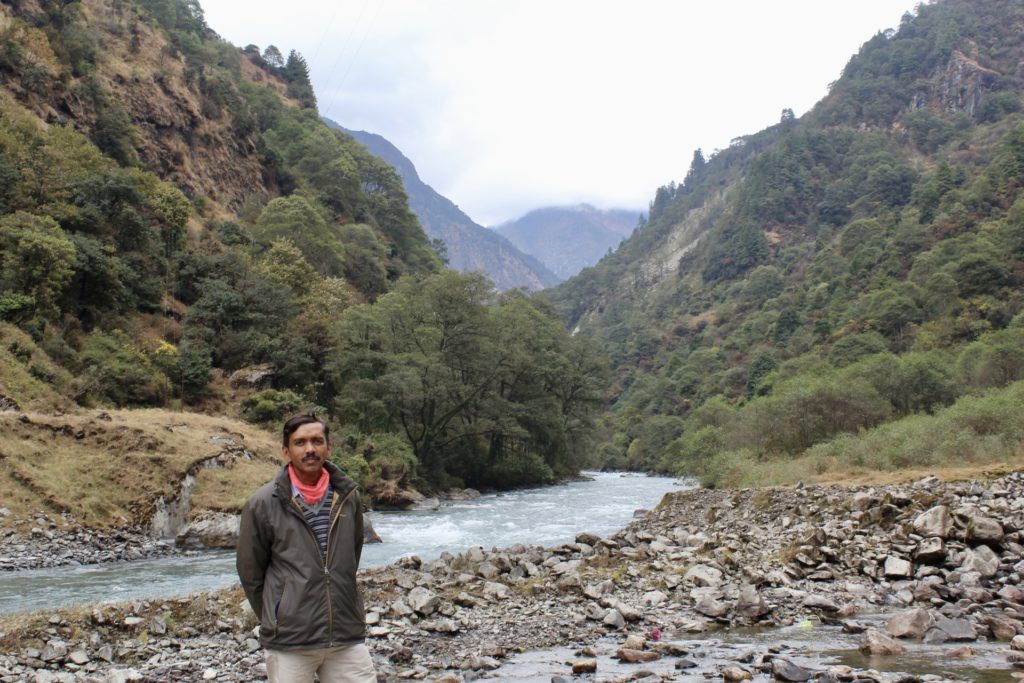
top-left (738, 375), bottom-right (891, 454)
top-left (803, 380), bottom-right (1024, 470)
top-left (660, 425), bottom-right (724, 478)
top-left (79, 331), bottom-right (171, 406)
top-left (241, 389), bottom-right (306, 426)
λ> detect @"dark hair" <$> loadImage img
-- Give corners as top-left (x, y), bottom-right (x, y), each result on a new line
top-left (282, 413), bottom-right (330, 447)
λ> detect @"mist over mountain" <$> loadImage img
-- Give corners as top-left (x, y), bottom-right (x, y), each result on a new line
top-left (495, 205), bottom-right (640, 280)
top-left (329, 122), bottom-right (560, 291)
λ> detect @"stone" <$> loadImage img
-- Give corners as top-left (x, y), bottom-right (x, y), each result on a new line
top-left (933, 616), bottom-right (977, 641)
top-left (363, 516), bottom-right (383, 544)
top-left (603, 609), bottom-right (626, 629)
top-left (1012, 635), bottom-right (1024, 651)
top-left (482, 582), bottom-right (510, 601)
top-left (422, 618), bottom-right (459, 633)
top-left (623, 634), bottom-right (646, 650)
top-left (913, 506), bottom-right (953, 538)
top-left (999, 586), bottom-right (1024, 603)
top-left (914, 536), bottom-right (947, 564)
top-left (407, 587), bottom-right (440, 616)
top-left (390, 600), bottom-right (414, 617)
top-left (68, 650), bottom-right (90, 665)
top-left (477, 561), bottom-right (500, 579)
top-left (572, 659), bottom-right (597, 674)
top-left (202, 669), bottom-right (218, 680)
top-left (885, 608), bottom-right (933, 639)
top-left (615, 648), bottom-right (660, 663)
top-left (722, 665), bottom-right (753, 681)
top-left (802, 594), bottom-right (839, 612)
top-left (39, 641), bottom-right (68, 662)
top-left (986, 615), bottom-right (1019, 641)
top-left (576, 532), bottom-right (601, 546)
top-left (641, 590), bottom-right (668, 607)
top-left (685, 564), bottom-right (724, 587)
top-left (965, 515), bottom-right (1004, 545)
top-left (859, 628), bottom-right (907, 655)
top-left (432, 675), bottom-right (460, 683)
top-left (228, 363), bottom-right (274, 389)
top-left (961, 545), bottom-right (1000, 577)
top-left (849, 492), bottom-right (878, 511)
top-left (772, 658), bottom-right (814, 682)
top-left (883, 556), bottom-right (913, 578)
top-left (736, 584), bottom-right (770, 619)
top-left (694, 593), bottom-right (729, 618)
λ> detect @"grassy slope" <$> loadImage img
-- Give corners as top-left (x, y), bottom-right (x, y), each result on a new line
top-left (0, 408), bottom-right (281, 529)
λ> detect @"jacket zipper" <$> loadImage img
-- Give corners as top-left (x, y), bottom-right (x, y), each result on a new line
top-left (290, 487), bottom-right (357, 646)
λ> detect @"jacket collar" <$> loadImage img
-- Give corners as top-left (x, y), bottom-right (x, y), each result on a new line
top-left (273, 460), bottom-right (357, 501)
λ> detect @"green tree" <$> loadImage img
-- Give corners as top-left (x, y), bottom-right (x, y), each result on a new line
top-left (0, 212), bottom-right (76, 319)
top-left (254, 194), bottom-right (344, 276)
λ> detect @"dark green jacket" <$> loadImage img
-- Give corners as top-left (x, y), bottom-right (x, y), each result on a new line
top-left (236, 462), bottom-right (366, 650)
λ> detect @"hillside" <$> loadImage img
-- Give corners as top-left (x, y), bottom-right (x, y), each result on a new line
top-left (546, 0), bottom-right (1024, 484)
top-left (496, 204), bottom-right (639, 280)
top-left (0, 408), bottom-right (280, 530)
top-left (333, 123), bottom-right (560, 291)
top-left (0, 0), bottom-right (596, 512)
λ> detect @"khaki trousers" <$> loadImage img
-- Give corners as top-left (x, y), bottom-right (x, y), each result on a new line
top-left (265, 642), bottom-right (376, 683)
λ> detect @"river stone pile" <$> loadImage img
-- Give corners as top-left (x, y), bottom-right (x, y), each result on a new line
top-left (0, 513), bottom-right (177, 571)
top-left (4, 472), bottom-right (1024, 681)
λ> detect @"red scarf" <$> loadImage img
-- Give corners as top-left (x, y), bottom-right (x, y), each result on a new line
top-left (288, 465), bottom-right (330, 504)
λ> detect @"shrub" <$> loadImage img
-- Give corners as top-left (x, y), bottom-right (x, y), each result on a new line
top-left (241, 389), bottom-right (306, 426)
top-left (79, 331), bottom-right (171, 406)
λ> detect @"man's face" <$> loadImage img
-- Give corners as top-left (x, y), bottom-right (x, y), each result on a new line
top-left (283, 422), bottom-right (331, 481)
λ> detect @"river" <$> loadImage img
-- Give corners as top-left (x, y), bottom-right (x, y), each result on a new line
top-left (0, 471), bottom-right (687, 614)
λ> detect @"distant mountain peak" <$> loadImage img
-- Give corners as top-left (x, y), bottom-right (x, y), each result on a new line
top-left (496, 205), bottom-right (641, 280)
top-left (326, 119), bottom-right (560, 291)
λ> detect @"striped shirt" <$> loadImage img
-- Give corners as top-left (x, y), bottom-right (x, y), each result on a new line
top-left (293, 487), bottom-right (334, 557)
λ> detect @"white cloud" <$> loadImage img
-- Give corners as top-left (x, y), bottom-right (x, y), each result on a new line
top-left (202, 0), bottom-right (915, 226)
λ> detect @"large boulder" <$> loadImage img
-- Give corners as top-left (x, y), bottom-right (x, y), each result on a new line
top-left (363, 515), bottom-right (382, 544)
top-left (932, 616), bottom-right (978, 641)
top-left (914, 536), bottom-right (946, 564)
top-left (961, 545), bottom-right (1000, 577)
top-left (228, 363), bottom-right (275, 390)
top-left (175, 513), bottom-right (239, 549)
top-left (860, 628), bottom-right (907, 655)
top-left (913, 506), bottom-right (953, 538)
top-left (885, 608), bottom-right (933, 639)
top-left (735, 584), bottom-right (770, 620)
top-left (685, 564), bottom-right (724, 587)
top-left (965, 515), bottom-right (1004, 545)
top-left (883, 556), bottom-right (913, 578)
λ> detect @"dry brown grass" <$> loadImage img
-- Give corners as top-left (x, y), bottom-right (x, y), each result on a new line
top-left (0, 409), bottom-right (281, 529)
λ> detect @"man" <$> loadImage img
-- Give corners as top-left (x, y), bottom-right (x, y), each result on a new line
top-left (237, 414), bottom-right (377, 683)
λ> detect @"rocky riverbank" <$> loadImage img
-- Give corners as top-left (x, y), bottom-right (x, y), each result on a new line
top-left (0, 511), bottom-right (179, 572)
top-left (4, 471), bottom-right (1024, 681)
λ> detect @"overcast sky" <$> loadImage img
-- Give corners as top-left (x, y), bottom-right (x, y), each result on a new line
top-left (201, 1), bottom-right (916, 226)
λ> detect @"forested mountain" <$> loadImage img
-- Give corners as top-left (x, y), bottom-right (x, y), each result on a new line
top-left (496, 205), bottom-right (639, 280)
top-left (0, 0), bottom-right (601, 498)
top-left (331, 123), bottom-right (561, 291)
top-left (546, 0), bottom-right (1024, 486)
